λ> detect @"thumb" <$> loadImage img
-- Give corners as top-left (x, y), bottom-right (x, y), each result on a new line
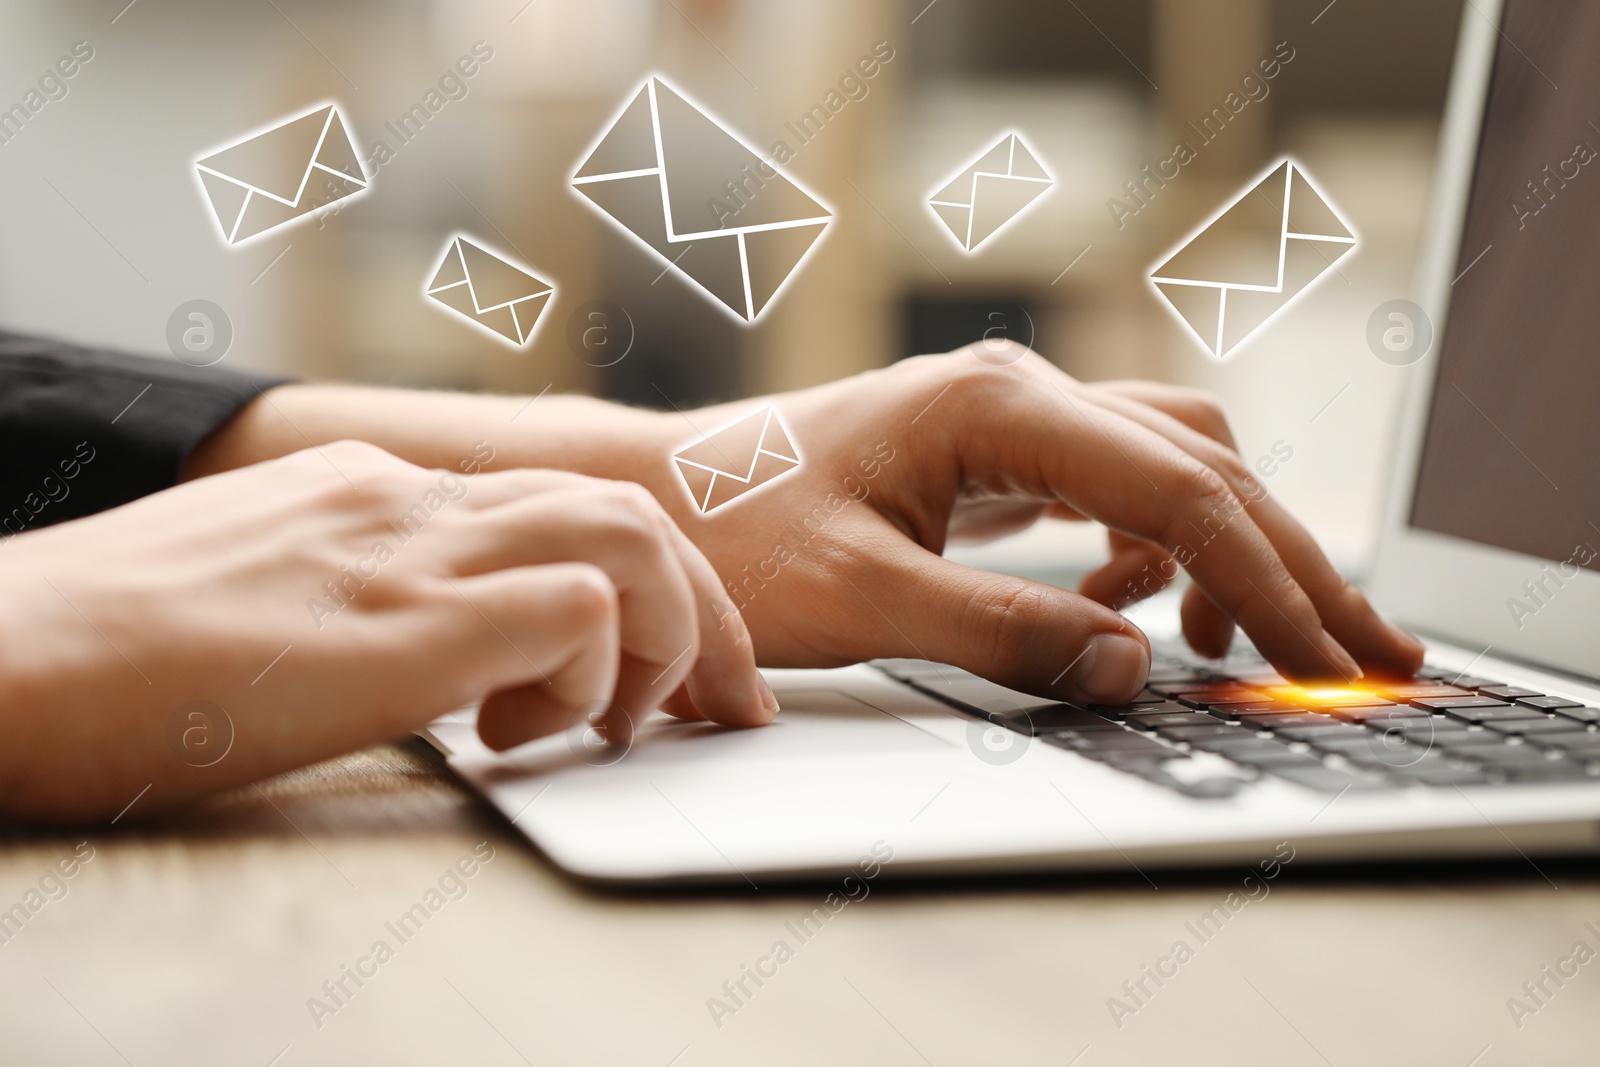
top-left (858, 547), bottom-right (1150, 705)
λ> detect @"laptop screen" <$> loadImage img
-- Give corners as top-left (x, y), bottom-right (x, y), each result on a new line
top-left (1408, 0), bottom-right (1600, 573)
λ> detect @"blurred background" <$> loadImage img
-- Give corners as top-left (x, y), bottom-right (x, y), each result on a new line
top-left (0, 0), bottom-right (1462, 573)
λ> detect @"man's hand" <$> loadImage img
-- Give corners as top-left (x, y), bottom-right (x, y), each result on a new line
top-left (629, 345), bottom-right (1423, 710)
top-left (1, 443), bottom-right (770, 822)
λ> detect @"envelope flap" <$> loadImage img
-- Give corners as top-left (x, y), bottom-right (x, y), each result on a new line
top-left (756, 409), bottom-right (797, 460)
top-left (1007, 136), bottom-right (1051, 181)
top-left (1286, 167), bottom-right (1352, 238)
top-left (929, 138), bottom-right (1013, 204)
top-left (675, 409), bottom-right (770, 478)
top-left (1151, 161), bottom-right (1289, 289)
top-left (197, 106), bottom-right (332, 202)
top-left (652, 80), bottom-right (829, 234)
top-left (314, 109), bottom-right (366, 184)
top-left (458, 238), bottom-right (550, 310)
top-left (575, 84), bottom-right (659, 179)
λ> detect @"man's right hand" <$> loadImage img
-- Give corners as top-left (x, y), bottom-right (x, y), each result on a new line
top-left (0, 442), bottom-right (772, 823)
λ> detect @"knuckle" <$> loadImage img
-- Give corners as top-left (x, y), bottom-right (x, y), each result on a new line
top-left (321, 439), bottom-right (406, 471)
top-left (555, 563), bottom-right (620, 627)
top-left (963, 581), bottom-right (1049, 672)
top-left (594, 483), bottom-right (670, 544)
top-left (1164, 464), bottom-right (1240, 549)
top-left (1176, 462), bottom-right (1233, 507)
top-left (1211, 449), bottom-right (1253, 487)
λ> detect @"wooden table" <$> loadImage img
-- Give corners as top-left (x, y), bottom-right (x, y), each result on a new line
top-left (3, 739), bottom-right (1595, 1066)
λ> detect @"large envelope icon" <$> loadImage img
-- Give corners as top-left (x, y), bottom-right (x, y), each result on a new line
top-left (195, 102), bottom-right (368, 246)
top-left (425, 235), bottom-right (555, 347)
top-left (1150, 159), bottom-right (1356, 359)
top-left (572, 76), bottom-right (832, 323)
top-left (928, 131), bottom-right (1054, 252)
top-left (673, 407), bottom-right (801, 514)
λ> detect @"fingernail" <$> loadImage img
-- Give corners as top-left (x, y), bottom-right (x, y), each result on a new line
top-left (756, 674), bottom-right (780, 718)
top-left (1320, 633), bottom-right (1364, 682)
top-left (1072, 634), bottom-right (1149, 704)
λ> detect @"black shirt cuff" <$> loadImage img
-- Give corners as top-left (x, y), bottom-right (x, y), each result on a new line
top-left (0, 330), bottom-right (293, 533)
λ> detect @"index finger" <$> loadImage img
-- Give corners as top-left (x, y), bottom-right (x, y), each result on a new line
top-left (985, 375), bottom-right (1362, 682)
top-left (1086, 383), bottom-right (1424, 677)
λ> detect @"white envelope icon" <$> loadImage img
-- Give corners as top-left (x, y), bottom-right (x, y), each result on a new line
top-left (673, 407), bottom-right (801, 514)
top-left (425, 234), bottom-right (555, 348)
top-left (572, 76), bottom-right (832, 323)
top-left (928, 131), bottom-right (1054, 252)
top-left (1150, 159), bottom-right (1356, 359)
top-left (195, 102), bottom-right (368, 246)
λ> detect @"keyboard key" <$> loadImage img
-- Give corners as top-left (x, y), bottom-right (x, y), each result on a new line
top-left (1252, 714), bottom-right (1348, 731)
top-left (1533, 733), bottom-right (1600, 753)
top-left (1329, 706), bottom-right (1429, 725)
top-left (1411, 695), bottom-right (1516, 710)
top-left (1516, 695), bottom-right (1586, 711)
top-left (1276, 724), bottom-right (1369, 743)
top-left (1441, 705), bottom-right (1546, 725)
top-left (1157, 724), bottom-right (1253, 741)
top-left (1436, 733), bottom-right (1516, 751)
top-left (1365, 730), bottom-right (1478, 754)
top-left (1500, 760), bottom-right (1596, 783)
top-left (1454, 745), bottom-right (1561, 766)
top-left (1176, 689), bottom-right (1272, 709)
top-left (1364, 715), bottom-right (1461, 735)
top-left (1001, 706), bottom-right (1125, 734)
top-left (1373, 683), bottom-right (1472, 700)
top-left (1051, 732), bottom-right (1177, 758)
top-left (1309, 732), bottom-right (1399, 753)
top-left (1228, 710), bottom-right (1331, 726)
top-left (1284, 691), bottom-right (1398, 710)
top-left (1551, 706), bottom-right (1600, 724)
top-left (1343, 747), bottom-right (1448, 770)
top-left (1122, 712), bottom-right (1224, 730)
top-left (1478, 685), bottom-right (1543, 700)
top-left (1264, 764), bottom-right (1388, 792)
top-left (1387, 764), bottom-right (1495, 787)
top-left (1525, 731), bottom-right (1600, 751)
top-left (1090, 701), bottom-right (1190, 718)
top-left (1481, 717), bottom-right (1584, 736)
top-left (1209, 702), bottom-right (1305, 719)
top-left (1187, 738), bottom-right (1312, 764)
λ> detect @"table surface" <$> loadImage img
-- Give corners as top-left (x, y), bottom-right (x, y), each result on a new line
top-left (2, 737), bottom-right (1596, 1067)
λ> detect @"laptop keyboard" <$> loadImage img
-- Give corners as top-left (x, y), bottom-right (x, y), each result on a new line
top-left (873, 643), bottom-right (1600, 798)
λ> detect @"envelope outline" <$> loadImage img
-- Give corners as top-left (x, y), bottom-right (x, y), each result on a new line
top-left (1148, 157), bottom-right (1357, 359)
top-left (571, 75), bottom-right (833, 323)
top-left (672, 406), bottom-right (802, 514)
top-left (927, 130), bottom-right (1055, 253)
top-left (424, 233), bottom-right (556, 348)
top-left (193, 101), bottom-right (369, 247)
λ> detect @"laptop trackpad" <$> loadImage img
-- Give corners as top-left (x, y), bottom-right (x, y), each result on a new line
top-left (624, 688), bottom-right (954, 762)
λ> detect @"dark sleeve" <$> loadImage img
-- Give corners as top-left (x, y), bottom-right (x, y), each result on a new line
top-left (0, 330), bottom-right (293, 533)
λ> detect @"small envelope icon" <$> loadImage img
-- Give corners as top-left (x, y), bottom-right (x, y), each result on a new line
top-left (928, 131), bottom-right (1054, 252)
top-left (1151, 159), bottom-right (1356, 359)
top-left (673, 407), bottom-right (801, 514)
top-left (425, 235), bottom-right (555, 348)
top-left (572, 76), bottom-right (832, 323)
top-left (195, 102), bottom-right (368, 246)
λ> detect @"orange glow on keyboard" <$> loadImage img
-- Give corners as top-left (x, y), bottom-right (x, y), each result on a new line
top-left (1269, 684), bottom-right (1385, 707)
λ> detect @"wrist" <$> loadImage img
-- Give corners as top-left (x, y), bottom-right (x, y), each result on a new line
top-left (179, 383), bottom-right (682, 486)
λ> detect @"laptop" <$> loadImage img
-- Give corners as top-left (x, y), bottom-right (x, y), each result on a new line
top-left (426, 0), bottom-right (1600, 884)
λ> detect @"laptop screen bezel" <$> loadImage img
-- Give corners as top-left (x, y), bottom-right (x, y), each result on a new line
top-left (1370, 0), bottom-right (1600, 681)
